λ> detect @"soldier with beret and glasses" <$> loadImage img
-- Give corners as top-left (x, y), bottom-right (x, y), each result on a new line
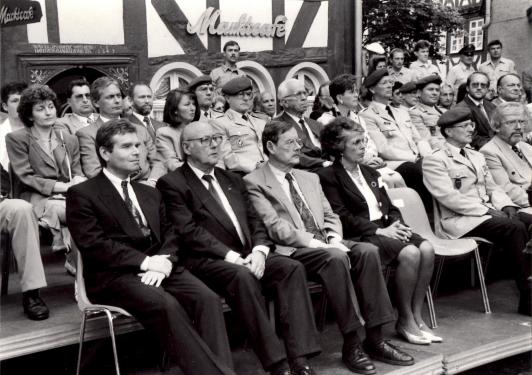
top-left (446, 44), bottom-right (477, 93)
top-left (188, 75), bottom-right (220, 122)
top-left (422, 106), bottom-right (532, 316)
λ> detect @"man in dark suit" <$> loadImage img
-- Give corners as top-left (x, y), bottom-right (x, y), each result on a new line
top-left (127, 82), bottom-right (166, 142)
top-left (66, 119), bottom-right (235, 375)
top-left (157, 121), bottom-right (321, 375)
top-left (275, 78), bottom-right (331, 171)
top-left (455, 72), bottom-right (496, 149)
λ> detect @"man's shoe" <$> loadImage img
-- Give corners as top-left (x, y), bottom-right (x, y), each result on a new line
top-left (291, 365), bottom-right (317, 375)
top-left (363, 340), bottom-right (414, 366)
top-left (342, 341), bottom-right (376, 375)
top-left (23, 291), bottom-right (49, 321)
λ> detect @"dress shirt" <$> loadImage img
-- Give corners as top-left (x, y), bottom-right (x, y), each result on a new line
top-left (132, 111), bottom-right (153, 127)
top-left (210, 63), bottom-right (245, 89)
top-left (345, 164), bottom-right (383, 221)
top-left (285, 112), bottom-right (321, 148)
top-left (103, 168), bottom-right (147, 225)
top-left (479, 57), bottom-right (517, 91)
top-left (467, 95), bottom-right (490, 121)
top-left (0, 118), bottom-right (13, 171)
top-left (188, 163), bottom-right (269, 258)
top-left (388, 66), bottom-right (415, 84)
top-left (73, 112), bottom-right (95, 126)
top-left (409, 60), bottom-right (440, 81)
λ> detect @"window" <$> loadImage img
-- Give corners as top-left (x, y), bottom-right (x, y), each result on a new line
top-left (285, 63), bottom-right (330, 112)
top-left (469, 19), bottom-right (484, 51)
top-left (449, 32), bottom-right (464, 54)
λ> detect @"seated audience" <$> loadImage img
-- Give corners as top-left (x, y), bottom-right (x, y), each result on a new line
top-left (438, 83), bottom-right (455, 110)
top-left (244, 120), bottom-right (415, 372)
top-left (422, 106), bottom-right (532, 316)
top-left (157, 121), bottom-right (321, 375)
top-left (317, 117), bottom-right (439, 344)
top-left (310, 81), bottom-right (336, 120)
top-left (127, 82), bottom-right (166, 142)
top-left (66, 120), bottom-right (234, 375)
top-left (492, 73), bottom-right (523, 107)
top-left (253, 91), bottom-right (276, 121)
top-left (445, 44), bottom-right (476, 93)
top-left (55, 78), bottom-right (97, 135)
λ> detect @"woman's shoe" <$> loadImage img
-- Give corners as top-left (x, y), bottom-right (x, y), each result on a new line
top-left (419, 325), bottom-right (443, 343)
top-left (396, 325), bottom-right (431, 345)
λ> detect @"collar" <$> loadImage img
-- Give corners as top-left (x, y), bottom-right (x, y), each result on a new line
top-left (486, 57), bottom-right (508, 67)
top-left (187, 162), bottom-right (215, 182)
top-left (371, 101), bottom-right (388, 111)
top-left (458, 62), bottom-right (474, 71)
top-left (388, 66), bottom-right (405, 75)
top-left (268, 162), bottom-right (292, 182)
top-left (99, 115), bottom-right (111, 123)
top-left (222, 63), bottom-right (239, 73)
top-left (446, 142), bottom-right (465, 155)
top-left (132, 111), bottom-right (147, 123)
top-left (226, 108), bottom-right (247, 119)
top-left (467, 95), bottom-right (484, 106)
top-left (103, 167), bottom-right (130, 185)
top-left (285, 111), bottom-right (304, 124)
top-left (413, 60), bottom-right (431, 68)
top-left (73, 112), bottom-right (93, 123)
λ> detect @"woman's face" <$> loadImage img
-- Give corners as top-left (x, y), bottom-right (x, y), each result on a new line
top-left (339, 84), bottom-right (359, 110)
top-left (375, 61), bottom-right (387, 70)
top-left (342, 130), bottom-right (366, 164)
top-left (31, 100), bottom-right (57, 128)
top-left (177, 94), bottom-right (196, 124)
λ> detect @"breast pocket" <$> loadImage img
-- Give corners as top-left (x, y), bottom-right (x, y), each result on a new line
top-left (378, 120), bottom-right (397, 138)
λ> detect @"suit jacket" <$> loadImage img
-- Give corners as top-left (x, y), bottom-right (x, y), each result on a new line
top-left (55, 113), bottom-right (98, 135)
top-left (422, 142), bottom-right (516, 239)
top-left (149, 125), bottom-right (185, 181)
top-left (408, 103), bottom-right (446, 149)
top-left (275, 111), bottom-right (325, 171)
top-left (244, 162), bottom-right (342, 256)
top-left (156, 163), bottom-right (272, 262)
top-left (66, 172), bottom-right (179, 295)
top-left (455, 96), bottom-right (496, 150)
top-left (6, 126), bottom-right (83, 216)
top-left (211, 109), bottom-right (267, 173)
top-left (77, 117), bottom-right (156, 180)
top-left (316, 161), bottom-right (403, 240)
top-left (480, 136), bottom-right (532, 208)
top-left (128, 113), bottom-right (167, 142)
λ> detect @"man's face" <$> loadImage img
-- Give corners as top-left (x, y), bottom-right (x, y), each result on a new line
top-left (195, 83), bottom-right (214, 109)
top-left (391, 52), bottom-right (404, 70)
top-left (419, 83), bottom-right (440, 106)
top-left (439, 87), bottom-right (454, 108)
top-left (466, 74), bottom-right (489, 101)
top-left (391, 89), bottom-right (404, 107)
top-left (131, 85), bottom-right (153, 116)
top-left (182, 122), bottom-right (223, 169)
top-left (488, 44), bottom-right (502, 59)
top-left (460, 52), bottom-right (474, 66)
top-left (226, 89), bottom-right (253, 113)
top-left (446, 120), bottom-right (475, 147)
top-left (403, 92), bottom-right (418, 107)
top-left (68, 85), bottom-right (92, 116)
top-left (281, 81), bottom-right (308, 115)
top-left (2, 93), bottom-right (21, 119)
top-left (101, 132), bottom-right (141, 175)
top-left (496, 112), bottom-right (526, 146)
top-left (95, 84), bottom-right (123, 118)
top-left (370, 76), bottom-right (394, 100)
top-left (415, 47), bottom-right (429, 63)
top-left (498, 75), bottom-right (522, 102)
top-left (260, 92), bottom-right (276, 117)
top-left (268, 127), bottom-right (301, 168)
top-left (224, 45), bottom-right (240, 64)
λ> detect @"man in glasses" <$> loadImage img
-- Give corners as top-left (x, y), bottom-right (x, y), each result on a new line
top-left (479, 40), bottom-right (517, 94)
top-left (455, 72), bottom-right (496, 149)
top-left (212, 76), bottom-right (267, 174)
top-left (157, 121), bottom-right (322, 375)
top-left (423, 106), bottom-right (531, 316)
top-left (446, 44), bottom-right (477, 93)
top-left (56, 78), bottom-right (97, 135)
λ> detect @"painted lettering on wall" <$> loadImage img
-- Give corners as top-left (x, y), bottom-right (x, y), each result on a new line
top-left (31, 44), bottom-right (115, 54)
top-left (0, 0), bottom-right (42, 27)
top-left (187, 7), bottom-right (287, 38)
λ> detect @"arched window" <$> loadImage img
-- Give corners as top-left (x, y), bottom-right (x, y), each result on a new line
top-left (236, 60), bottom-right (276, 98)
top-left (285, 63), bottom-right (329, 106)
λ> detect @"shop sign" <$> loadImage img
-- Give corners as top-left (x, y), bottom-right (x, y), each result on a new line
top-left (0, 0), bottom-right (42, 27)
top-left (187, 7), bottom-right (287, 38)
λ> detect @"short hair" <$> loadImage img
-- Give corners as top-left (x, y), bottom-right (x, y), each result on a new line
top-left (490, 101), bottom-right (529, 131)
top-left (277, 78), bottom-right (301, 102)
top-left (163, 88), bottom-right (199, 128)
top-left (128, 81), bottom-right (152, 99)
top-left (496, 73), bottom-right (521, 89)
top-left (329, 74), bottom-right (358, 105)
top-left (90, 76), bottom-right (121, 103)
top-left (389, 48), bottom-right (405, 60)
top-left (223, 40), bottom-right (240, 52)
top-left (1, 82), bottom-right (27, 104)
top-left (414, 40), bottom-right (431, 52)
top-left (95, 119), bottom-right (137, 167)
top-left (440, 83), bottom-right (454, 92)
top-left (67, 78), bottom-right (90, 97)
top-left (320, 117), bottom-right (365, 159)
top-left (466, 71), bottom-right (489, 87)
top-left (262, 120), bottom-right (295, 156)
top-left (487, 40), bottom-right (502, 49)
top-left (17, 84), bottom-right (58, 127)
top-left (368, 55), bottom-right (387, 74)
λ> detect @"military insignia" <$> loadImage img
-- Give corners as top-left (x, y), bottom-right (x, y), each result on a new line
top-left (371, 181), bottom-right (377, 188)
top-left (454, 178), bottom-right (462, 190)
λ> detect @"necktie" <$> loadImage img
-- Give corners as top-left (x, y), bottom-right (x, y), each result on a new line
top-left (204, 111), bottom-right (210, 119)
top-left (298, 118), bottom-right (316, 147)
top-left (512, 145), bottom-right (524, 160)
top-left (121, 180), bottom-right (151, 237)
top-left (459, 148), bottom-right (466, 157)
top-left (202, 175), bottom-right (225, 209)
top-left (86, 116), bottom-right (94, 125)
top-left (241, 114), bottom-right (249, 122)
top-left (434, 106), bottom-right (443, 115)
top-left (385, 105), bottom-right (396, 121)
top-left (285, 173), bottom-right (326, 242)
top-left (478, 103), bottom-right (489, 122)
top-left (143, 116), bottom-right (155, 133)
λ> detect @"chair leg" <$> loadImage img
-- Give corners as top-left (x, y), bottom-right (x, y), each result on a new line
top-left (426, 286), bottom-right (437, 329)
top-left (474, 247), bottom-right (491, 314)
top-left (76, 312), bottom-right (88, 375)
top-left (103, 310), bottom-right (121, 375)
top-left (432, 257), bottom-right (445, 297)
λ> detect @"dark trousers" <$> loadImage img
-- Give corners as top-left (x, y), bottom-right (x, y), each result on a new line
top-left (92, 269), bottom-right (234, 375)
top-left (396, 160), bottom-right (433, 211)
top-left (187, 253), bottom-right (320, 368)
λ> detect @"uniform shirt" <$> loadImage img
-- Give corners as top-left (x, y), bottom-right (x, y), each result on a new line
top-left (446, 62), bottom-right (476, 92)
top-left (388, 66), bottom-right (415, 84)
top-left (345, 164), bottom-right (382, 221)
top-left (210, 63), bottom-right (245, 89)
top-left (409, 60), bottom-right (440, 81)
top-left (479, 57), bottom-right (517, 92)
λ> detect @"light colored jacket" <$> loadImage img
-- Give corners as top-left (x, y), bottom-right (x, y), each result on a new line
top-left (408, 103), bottom-right (446, 149)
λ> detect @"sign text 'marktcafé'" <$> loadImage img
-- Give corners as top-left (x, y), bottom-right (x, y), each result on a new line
top-left (187, 7), bottom-right (287, 38)
top-left (0, 0), bottom-right (42, 27)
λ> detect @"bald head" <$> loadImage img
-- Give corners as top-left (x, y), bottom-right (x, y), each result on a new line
top-left (181, 121), bottom-right (223, 171)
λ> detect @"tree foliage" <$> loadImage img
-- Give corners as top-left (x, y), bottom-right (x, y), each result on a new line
top-left (362, 0), bottom-right (464, 60)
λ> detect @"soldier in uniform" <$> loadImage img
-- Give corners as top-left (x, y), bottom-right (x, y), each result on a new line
top-left (422, 106), bottom-right (531, 316)
top-left (446, 44), bottom-right (477, 93)
top-left (188, 75), bottom-right (219, 122)
top-left (211, 76), bottom-right (266, 174)
top-left (398, 82), bottom-right (418, 110)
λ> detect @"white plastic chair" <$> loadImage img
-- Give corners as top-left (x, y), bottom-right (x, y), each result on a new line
top-left (388, 188), bottom-right (491, 328)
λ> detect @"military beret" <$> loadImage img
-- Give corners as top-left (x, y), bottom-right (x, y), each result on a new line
top-left (188, 75), bottom-right (212, 91)
top-left (365, 42), bottom-right (385, 55)
top-left (364, 69), bottom-right (389, 88)
top-left (437, 106), bottom-right (472, 128)
top-left (392, 81), bottom-right (403, 92)
top-left (399, 81), bottom-right (417, 93)
top-left (221, 76), bottom-right (252, 95)
top-left (458, 44), bottom-right (475, 55)
top-left (416, 74), bottom-right (442, 89)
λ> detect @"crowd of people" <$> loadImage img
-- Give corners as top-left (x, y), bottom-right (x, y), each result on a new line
top-left (1, 38), bottom-right (531, 375)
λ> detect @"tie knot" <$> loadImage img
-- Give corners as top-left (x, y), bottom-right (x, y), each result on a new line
top-left (121, 180), bottom-right (128, 187)
top-left (242, 114), bottom-right (249, 121)
top-left (285, 173), bottom-right (294, 182)
top-left (202, 174), bottom-right (214, 183)
top-left (459, 148), bottom-right (466, 157)
top-left (298, 118), bottom-right (305, 125)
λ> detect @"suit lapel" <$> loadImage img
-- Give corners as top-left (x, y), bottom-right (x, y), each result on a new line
top-left (29, 127), bottom-right (56, 170)
top-left (359, 165), bottom-right (381, 199)
top-left (493, 136), bottom-right (525, 178)
top-left (333, 162), bottom-right (365, 201)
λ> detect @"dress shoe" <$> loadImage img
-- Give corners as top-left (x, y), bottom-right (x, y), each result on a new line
top-left (363, 340), bottom-right (415, 366)
top-left (22, 291), bottom-right (50, 321)
top-left (291, 365), bottom-right (317, 375)
top-left (342, 341), bottom-right (376, 374)
top-left (396, 324), bottom-right (431, 345)
top-left (418, 324), bottom-right (443, 343)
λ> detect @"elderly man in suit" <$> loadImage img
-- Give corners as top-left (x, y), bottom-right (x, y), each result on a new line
top-left (56, 78), bottom-right (97, 135)
top-left (245, 120), bottom-right (415, 374)
top-left (211, 76), bottom-right (267, 174)
top-left (491, 74), bottom-right (523, 107)
top-left (275, 78), bottom-right (331, 171)
top-left (67, 119), bottom-right (235, 375)
top-left (77, 77), bottom-right (155, 180)
top-left (422, 106), bottom-right (531, 316)
top-left (480, 102), bottom-right (532, 211)
top-left (454, 72), bottom-right (496, 150)
top-left (157, 121), bottom-right (321, 375)
top-left (127, 82), bottom-right (166, 142)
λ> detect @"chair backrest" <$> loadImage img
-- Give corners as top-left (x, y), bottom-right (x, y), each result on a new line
top-left (387, 187), bottom-right (434, 239)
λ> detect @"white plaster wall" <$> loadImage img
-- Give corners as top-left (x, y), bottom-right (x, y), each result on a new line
top-left (26, 0), bottom-right (48, 43)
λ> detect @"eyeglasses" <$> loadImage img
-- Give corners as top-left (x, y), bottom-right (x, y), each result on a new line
top-left (283, 138), bottom-right (304, 148)
top-left (452, 122), bottom-right (476, 130)
top-left (184, 134), bottom-right (224, 146)
top-left (285, 91), bottom-right (308, 99)
top-left (470, 82), bottom-right (488, 88)
top-left (502, 119), bottom-right (526, 127)
top-left (236, 91), bottom-right (253, 99)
